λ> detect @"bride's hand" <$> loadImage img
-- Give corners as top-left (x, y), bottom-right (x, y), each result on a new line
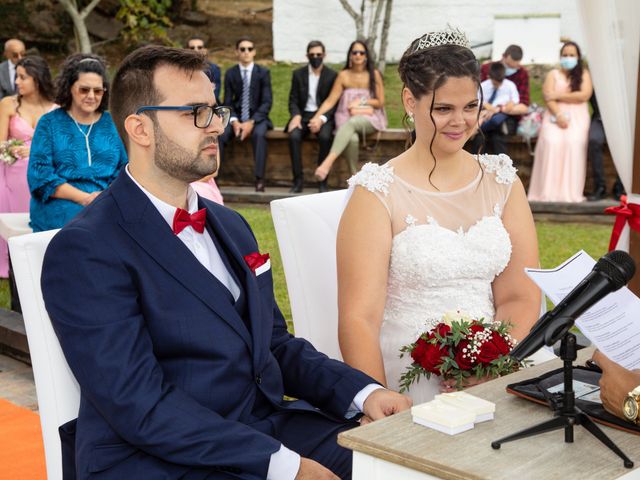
top-left (439, 375), bottom-right (492, 393)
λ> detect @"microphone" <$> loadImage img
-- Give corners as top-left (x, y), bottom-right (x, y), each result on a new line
top-left (510, 250), bottom-right (636, 361)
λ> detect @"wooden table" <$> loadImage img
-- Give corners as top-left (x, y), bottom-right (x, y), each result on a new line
top-left (339, 349), bottom-right (640, 479)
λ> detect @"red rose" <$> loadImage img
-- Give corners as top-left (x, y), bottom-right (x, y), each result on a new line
top-left (434, 323), bottom-right (451, 338)
top-left (469, 321), bottom-right (485, 335)
top-left (454, 340), bottom-right (475, 370)
top-left (412, 338), bottom-right (449, 375)
top-left (477, 331), bottom-right (511, 364)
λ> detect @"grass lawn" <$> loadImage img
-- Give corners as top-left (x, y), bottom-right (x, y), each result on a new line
top-left (0, 208), bottom-right (611, 332)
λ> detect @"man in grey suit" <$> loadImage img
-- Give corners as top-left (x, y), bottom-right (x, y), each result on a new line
top-left (0, 38), bottom-right (26, 100)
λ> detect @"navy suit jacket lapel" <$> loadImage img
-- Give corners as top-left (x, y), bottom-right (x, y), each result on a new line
top-left (201, 201), bottom-right (267, 365)
top-left (110, 172), bottom-right (253, 350)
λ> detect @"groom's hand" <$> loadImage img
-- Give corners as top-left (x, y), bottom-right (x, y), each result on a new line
top-left (362, 388), bottom-right (412, 421)
top-left (295, 457), bottom-right (339, 479)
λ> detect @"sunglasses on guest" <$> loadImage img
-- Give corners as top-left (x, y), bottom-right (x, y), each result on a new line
top-left (351, 50), bottom-right (366, 56)
top-left (77, 86), bottom-right (106, 96)
top-left (238, 46), bottom-right (255, 52)
top-left (308, 53), bottom-right (323, 58)
top-left (188, 45), bottom-right (205, 50)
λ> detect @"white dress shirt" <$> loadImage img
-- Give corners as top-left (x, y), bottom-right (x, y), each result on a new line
top-left (126, 166), bottom-right (383, 479)
top-left (230, 62), bottom-right (255, 124)
top-left (8, 61), bottom-right (16, 91)
top-left (305, 65), bottom-right (327, 123)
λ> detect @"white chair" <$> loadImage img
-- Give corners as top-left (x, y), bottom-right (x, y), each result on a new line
top-left (271, 190), bottom-right (348, 360)
top-left (0, 212), bottom-right (32, 241)
top-left (9, 230), bottom-right (80, 480)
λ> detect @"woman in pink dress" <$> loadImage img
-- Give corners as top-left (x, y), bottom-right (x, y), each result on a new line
top-left (527, 41), bottom-right (592, 202)
top-left (0, 56), bottom-right (55, 277)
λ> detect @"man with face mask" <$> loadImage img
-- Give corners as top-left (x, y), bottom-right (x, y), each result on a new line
top-left (474, 44), bottom-right (530, 155)
top-left (285, 40), bottom-right (337, 192)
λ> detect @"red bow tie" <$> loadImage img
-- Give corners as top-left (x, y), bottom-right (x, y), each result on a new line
top-left (172, 208), bottom-right (206, 235)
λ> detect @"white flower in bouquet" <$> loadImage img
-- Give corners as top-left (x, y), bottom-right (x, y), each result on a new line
top-left (0, 139), bottom-right (25, 165)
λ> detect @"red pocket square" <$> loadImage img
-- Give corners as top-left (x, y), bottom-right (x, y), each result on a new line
top-left (244, 252), bottom-right (270, 272)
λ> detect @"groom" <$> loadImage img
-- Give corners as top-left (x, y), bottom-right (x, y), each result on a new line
top-left (41, 45), bottom-right (410, 480)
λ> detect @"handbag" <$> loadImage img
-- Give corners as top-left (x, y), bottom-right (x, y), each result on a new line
top-left (349, 105), bottom-right (375, 116)
top-left (516, 103), bottom-right (544, 155)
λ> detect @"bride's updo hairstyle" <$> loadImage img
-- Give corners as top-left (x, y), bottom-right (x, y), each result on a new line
top-left (398, 28), bottom-right (482, 186)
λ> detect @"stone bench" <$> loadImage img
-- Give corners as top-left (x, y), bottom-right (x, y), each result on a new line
top-left (216, 128), bottom-right (617, 194)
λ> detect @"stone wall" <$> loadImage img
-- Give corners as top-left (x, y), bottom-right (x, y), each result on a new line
top-left (217, 128), bottom-right (619, 195)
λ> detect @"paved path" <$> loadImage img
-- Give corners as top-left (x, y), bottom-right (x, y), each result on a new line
top-left (0, 354), bottom-right (36, 411)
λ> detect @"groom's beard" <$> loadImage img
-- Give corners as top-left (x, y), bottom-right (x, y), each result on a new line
top-left (154, 123), bottom-right (218, 183)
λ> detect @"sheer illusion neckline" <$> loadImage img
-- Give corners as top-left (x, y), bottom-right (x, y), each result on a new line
top-left (392, 167), bottom-right (482, 197)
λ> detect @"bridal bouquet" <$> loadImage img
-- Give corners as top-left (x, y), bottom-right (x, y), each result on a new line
top-left (0, 139), bottom-right (24, 165)
top-left (399, 311), bottom-right (524, 392)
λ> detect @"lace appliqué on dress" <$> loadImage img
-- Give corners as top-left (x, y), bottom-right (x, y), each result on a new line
top-left (479, 154), bottom-right (517, 185)
top-left (348, 162), bottom-right (394, 195)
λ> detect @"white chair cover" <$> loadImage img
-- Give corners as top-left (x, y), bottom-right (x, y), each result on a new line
top-left (9, 230), bottom-right (79, 480)
top-left (271, 190), bottom-right (348, 360)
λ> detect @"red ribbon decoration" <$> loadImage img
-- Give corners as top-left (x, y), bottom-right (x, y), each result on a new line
top-left (604, 195), bottom-right (640, 251)
top-left (244, 252), bottom-right (270, 273)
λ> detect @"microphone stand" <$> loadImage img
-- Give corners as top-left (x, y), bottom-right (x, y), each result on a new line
top-left (491, 333), bottom-right (634, 468)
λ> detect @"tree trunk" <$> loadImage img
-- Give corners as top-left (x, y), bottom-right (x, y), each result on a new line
top-left (58, 0), bottom-right (102, 53)
top-left (377, 0), bottom-right (393, 72)
top-left (367, 0), bottom-right (385, 66)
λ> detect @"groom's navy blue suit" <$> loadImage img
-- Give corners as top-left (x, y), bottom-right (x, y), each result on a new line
top-left (42, 170), bottom-right (374, 479)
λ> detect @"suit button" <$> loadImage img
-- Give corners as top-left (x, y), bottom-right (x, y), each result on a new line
top-left (255, 374), bottom-right (262, 384)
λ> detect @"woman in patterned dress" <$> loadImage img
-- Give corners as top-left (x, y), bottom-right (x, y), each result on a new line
top-left (28, 54), bottom-right (127, 232)
top-left (336, 30), bottom-right (541, 404)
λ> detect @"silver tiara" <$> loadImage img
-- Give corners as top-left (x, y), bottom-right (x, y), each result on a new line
top-left (414, 27), bottom-right (470, 52)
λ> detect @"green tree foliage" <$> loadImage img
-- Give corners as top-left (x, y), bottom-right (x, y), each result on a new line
top-left (117, 0), bottom-right (176, 46)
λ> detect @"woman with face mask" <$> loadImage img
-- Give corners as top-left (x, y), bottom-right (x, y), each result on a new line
top-left (527, 41), bottom-right (592, 202)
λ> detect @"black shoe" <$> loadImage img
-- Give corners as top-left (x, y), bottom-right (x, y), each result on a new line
top-left (587, 186), bottom-right (606, 201)
top-left (318, 181), bottom-right (328, 193)
top-left (255, 179), bottom-right (265, 192)
top-left (289, 179), bottom-right (303, 193)
top-left (613, 182), bottom-right (626, 202)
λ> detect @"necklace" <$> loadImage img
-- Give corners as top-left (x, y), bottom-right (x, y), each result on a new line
top-left (70, 114), bottom-right (95, 166)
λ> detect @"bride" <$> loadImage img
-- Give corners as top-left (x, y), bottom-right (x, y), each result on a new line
top-left (336, 29), bottom-right (541, 404)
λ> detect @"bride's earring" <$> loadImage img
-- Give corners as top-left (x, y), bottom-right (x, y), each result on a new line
top-left (408, 112), bottom-right (414, 123)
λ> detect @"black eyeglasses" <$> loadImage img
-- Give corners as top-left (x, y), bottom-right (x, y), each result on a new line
top-left (308, 53), bottom-right (323, 58)
top-left (188, 45), bottom-right (205, 50)
top-left (351, 50), bottom-right (366, 56)
top-left (135, 104), bottom-right (231, 129)
top-left (239, 46), bottom-right (255, 52)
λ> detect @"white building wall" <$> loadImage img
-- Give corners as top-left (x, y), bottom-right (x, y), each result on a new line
top-left (273, 0), bottom-right (584, 64)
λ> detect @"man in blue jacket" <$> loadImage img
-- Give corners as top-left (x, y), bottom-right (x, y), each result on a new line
top-left (42, 45), bottom-right (410, 480)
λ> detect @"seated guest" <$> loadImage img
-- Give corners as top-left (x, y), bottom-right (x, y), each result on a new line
top-left (473, 44), bottom-right (530, 154)
top-left (0, 55), bottom-right (56, 277)
top-left (593, 350), bottom-right (640, 422)
top-left (42, 44), bottom-right (410, 479)
top-left (186, 36), bottom-right (221, 101)
top-left (220, 36), bottom-right (273, 192)
top-left (468, 62), bottom-right (520, 154)
top-left (191, 172), bottom-right (225, 205)
top-left (27, 54), bottom-right (127, 231)
top-left (286, 40), bottom-right (337, 193)
top-left (311, 40), bottom-right (387, 183)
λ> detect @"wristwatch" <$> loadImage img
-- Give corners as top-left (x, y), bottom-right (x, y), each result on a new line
top-left (623, 385), bottom-right (640, 423)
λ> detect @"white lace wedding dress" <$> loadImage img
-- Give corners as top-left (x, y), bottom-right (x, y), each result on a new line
top-left (348, 154), bottom-right (518, 404)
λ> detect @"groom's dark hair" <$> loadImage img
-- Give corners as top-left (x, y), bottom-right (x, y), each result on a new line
top-left (110, 45), bottom-right (207, 148)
